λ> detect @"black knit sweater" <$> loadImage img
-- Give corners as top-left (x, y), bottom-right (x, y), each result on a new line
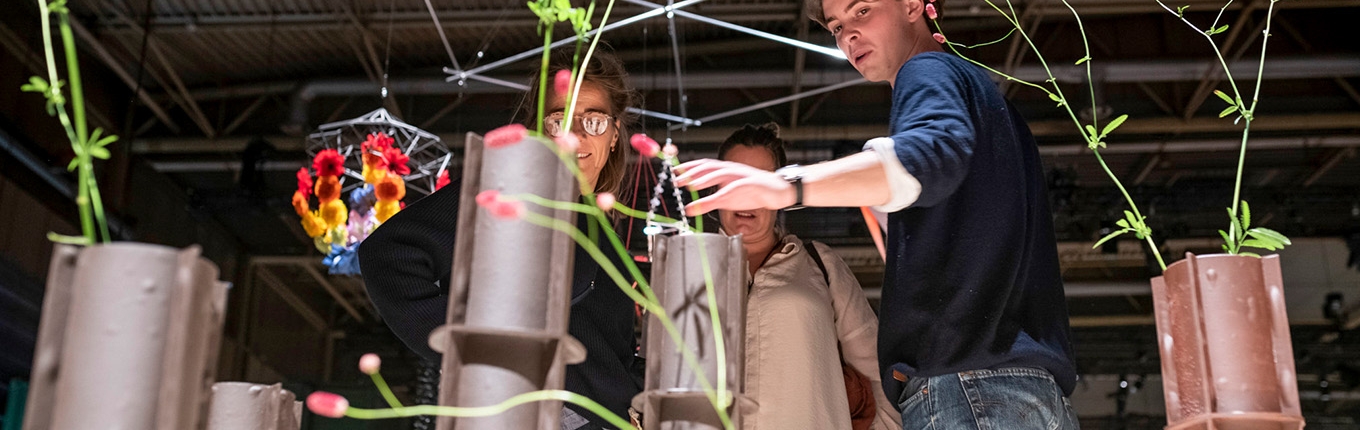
top-left (357, 181), bottom-right (642, 425)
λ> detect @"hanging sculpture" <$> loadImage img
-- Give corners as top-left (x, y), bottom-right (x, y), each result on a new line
top-left (291, 107), bottom-right (454, 275)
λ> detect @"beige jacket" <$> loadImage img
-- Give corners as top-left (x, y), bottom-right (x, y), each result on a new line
top-left (742, 235), bottom-right (901, 430)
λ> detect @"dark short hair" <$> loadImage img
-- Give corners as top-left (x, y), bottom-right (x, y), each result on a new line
top-left (805, 0), bottom-right (941, 29)
top-left (515, 45), bottom-right (639, 197)
top-left (718, 122), bottom-right (787, 169)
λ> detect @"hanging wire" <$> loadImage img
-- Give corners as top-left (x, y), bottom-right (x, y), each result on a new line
top-left (121, 0), bottom-right (157, 138)
top-left (423, 0), bottom-right (461, 72)
top-left (381, 0), bottom-right (396, 99)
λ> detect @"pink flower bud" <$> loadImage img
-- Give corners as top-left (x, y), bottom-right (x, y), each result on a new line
top-left (475, 190), bottom-right (524, 220)
top-left (554, 70), bottom-right (572, 96)
top-left (475, 189), bottom-right (500, 207)
top-left (925, 3), bottom-right (937, 19)
top-left (933, 33), bottom-right (946, 44)
top-left (555, 133), bottom-right (580, 152)
top-left (485, 124), bottom-right (527, 148)
top-left (630, 134), bottom-right (660, 158)
top-left (663, 143), bottom-right (678, 158)
top-left (596, 193), bottom-right (616, 212)
top-left (488, 200), bottom-right (524, 219)
top-left (307, 391), bottom-right (349, 418)
top-left (359, 353), bottom-right (381, 375)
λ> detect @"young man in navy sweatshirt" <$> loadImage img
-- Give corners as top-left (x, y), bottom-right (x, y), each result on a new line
top-left (675, 0), bottom-right (1078, 428)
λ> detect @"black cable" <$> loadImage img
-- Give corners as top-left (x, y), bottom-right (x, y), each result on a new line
top-left (120, 0), bottom-right (156, 139)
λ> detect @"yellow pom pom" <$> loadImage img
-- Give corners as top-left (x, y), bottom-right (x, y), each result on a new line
top-left (362, 164), bottom-right (389, 185)
top-left (375, 200), bottom-right (401, 223)
top-left (321, 199), bottom-right (348, 228)
top-left (302, 212), bottom-right (327, 238)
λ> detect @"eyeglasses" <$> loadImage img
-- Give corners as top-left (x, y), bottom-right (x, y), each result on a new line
top-left (545, 111), bottom-right (614, 138)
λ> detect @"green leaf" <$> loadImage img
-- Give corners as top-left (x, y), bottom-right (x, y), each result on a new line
top-left (1214, 90), bottom-right (1235, 105)
top-left (67, 158), bottom-right (79, 171)
top-left (20, 76), bottom-right (49, 93)
top-left (1075, 56), bottom-right (1090, 65)
top-left (1218, 229), bottom-right (1232, 246)
top-left (1241, 238), bottom-right (1280, 250)
top-left (1205, 24), bottom-right (1229, 36)
top-left (1219, 105), bottom-right (1239, 118)
top-left (1123, 210), bottom-right (1138, 225)
top-left (1085, 125), bottom-right (1098, 139)
top-left (1240, 251), bottom-right (1261, 258)
top-left (1092, 228), bottom-right (1131, 249)
top-left (1101, 114), bottom-right (1128, 137)
top-left (1177, 5), bottom-right (1190, 17)
top-left (1116, 219), bottom-right (1130, 228)
top-left (88, 146), bottom-right (110, 160)
top-left (1247, 227), bottom-right (1291, 246)
top-left (1048, 93), bottom-right (1062, 102)
top-left (1227, 207), bottom-right (1245, 240)
top-left (1240, 200), bottom-right (1251, 229)
top-left (47, 232), bottom-right (91, 245)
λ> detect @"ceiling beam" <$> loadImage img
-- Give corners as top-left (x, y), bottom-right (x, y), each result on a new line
top-left (67, 18), bottom-right (181, 133)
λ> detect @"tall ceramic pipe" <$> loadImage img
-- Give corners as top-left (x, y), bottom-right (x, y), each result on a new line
top-left (436, 133), bottom-right (579, 430)
top-left (634, 233), bottom-right (749, 430)
top-left (26, 243), bottom-right (227, 430)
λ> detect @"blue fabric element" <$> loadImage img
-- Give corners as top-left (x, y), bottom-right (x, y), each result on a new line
top-left (324, 244), bottom-right (363, 276)
top-left (876, 52), bottom-right (1076, 404)
top-left (349, 185), bottom-right (377, 213)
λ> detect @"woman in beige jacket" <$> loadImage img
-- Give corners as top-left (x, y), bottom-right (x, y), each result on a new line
top-left (716, 124), bottom-right (901, 430)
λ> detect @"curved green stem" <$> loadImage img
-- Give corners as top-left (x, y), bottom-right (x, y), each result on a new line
top-left (693, 234), bottom-right (732, 429)
top-left (57, 12), bottom-right (86, 145)
top-left (368, 373), bottom-right (404, 409)
top-left (343, 390), bottom-right (632, 430)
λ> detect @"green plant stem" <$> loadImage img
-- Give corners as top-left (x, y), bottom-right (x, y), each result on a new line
top-left (84, 163), bottom-right (110, 242)
top-left (518, 210), bottom-right (726, 418)
top-left (37, 0), bottom-right (95, 243)
top-left (343, 389), bottom-right (632, 430)
top-left (565, 0), bottom-right (616, 138)
top-left (536, 29), bottom-right (552, 135)
top-left (942, 0), bottom-right (1168, 269)
top-left (57, 11), bottom-right (86, 145)
top-left (369, 373), bottom-right (404, 409)
top-left (693, 233), bottom-right (733, 430)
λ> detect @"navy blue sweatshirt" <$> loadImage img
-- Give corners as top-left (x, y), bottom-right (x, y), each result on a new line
top-left (357, 182), bottom-right (641, 425)
top-left (877, 52), bottom-right (1077, 402)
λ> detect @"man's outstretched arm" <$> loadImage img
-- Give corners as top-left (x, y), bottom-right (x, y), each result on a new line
top-left (675, 149), bottom-right (913, 215)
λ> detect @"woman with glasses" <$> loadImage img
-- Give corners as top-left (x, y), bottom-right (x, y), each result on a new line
top-left (358, 48), bottom-right (642, 430)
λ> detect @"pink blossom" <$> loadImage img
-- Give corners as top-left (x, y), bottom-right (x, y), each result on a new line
top-left (554, 70), bottom-right (572, 96)
top-left (630, 134), bottom-right (660, 158)
top-left (663, 143), bottom-right (678, 158)
top-left (596, 193), bottom-right (616, 212)
top-left (485, 124), bottom-right (527, 148)
top-left (933, 33), bottom-right (947, 44)
top-left (359, 353), bottom-right (381, 375)
top-left (555, 133), bottom-right (580, 152)
top-left (307, 391), bottom-right (349, 418)
top-left (925, 3), bottom-right (937, 19)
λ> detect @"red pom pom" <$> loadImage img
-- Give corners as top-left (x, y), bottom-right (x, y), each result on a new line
top-left (296, 167), bottom-right (313, 199)
top-left (554, 70), bottom-right (572, 96)
top-left (435, 170), bottom-right (451, 190)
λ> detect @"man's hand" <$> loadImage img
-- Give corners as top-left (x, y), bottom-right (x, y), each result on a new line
top-left (674, 159), bottom-right (795, 215)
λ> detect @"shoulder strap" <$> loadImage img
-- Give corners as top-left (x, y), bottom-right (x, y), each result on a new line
top-left (802, 239), bottom-right (831, 287)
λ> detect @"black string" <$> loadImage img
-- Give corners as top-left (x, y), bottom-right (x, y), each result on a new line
top-left (382, 0), bottom-right (395, 100)
top-left (120, 0), bottom-right (156, 139)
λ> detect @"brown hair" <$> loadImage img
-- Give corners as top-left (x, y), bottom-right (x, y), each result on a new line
top-left (515, 45), bottom-right (639, 197)
top-left (805, 0), bottom-right (941, 28)
top-left (718, 122), bottom-right (788, 168)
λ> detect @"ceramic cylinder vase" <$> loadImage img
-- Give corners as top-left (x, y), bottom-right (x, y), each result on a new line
top-left (633, 233), bottom-right (749, 430)
top-left (1150, 253), bottom-right (1304, 430)
top-left (434, 132), bottom-right (581, 430)
top-left (24, 243), bottom-right (228, 430)
top-left (206, 382), bottom-right (301, 430)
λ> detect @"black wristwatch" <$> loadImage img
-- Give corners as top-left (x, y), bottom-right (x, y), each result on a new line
top-left (775, 164), bottom-right (805, 208)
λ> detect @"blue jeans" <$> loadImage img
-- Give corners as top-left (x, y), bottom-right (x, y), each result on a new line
top-left (897, 367), bottom-right (1079, 430)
